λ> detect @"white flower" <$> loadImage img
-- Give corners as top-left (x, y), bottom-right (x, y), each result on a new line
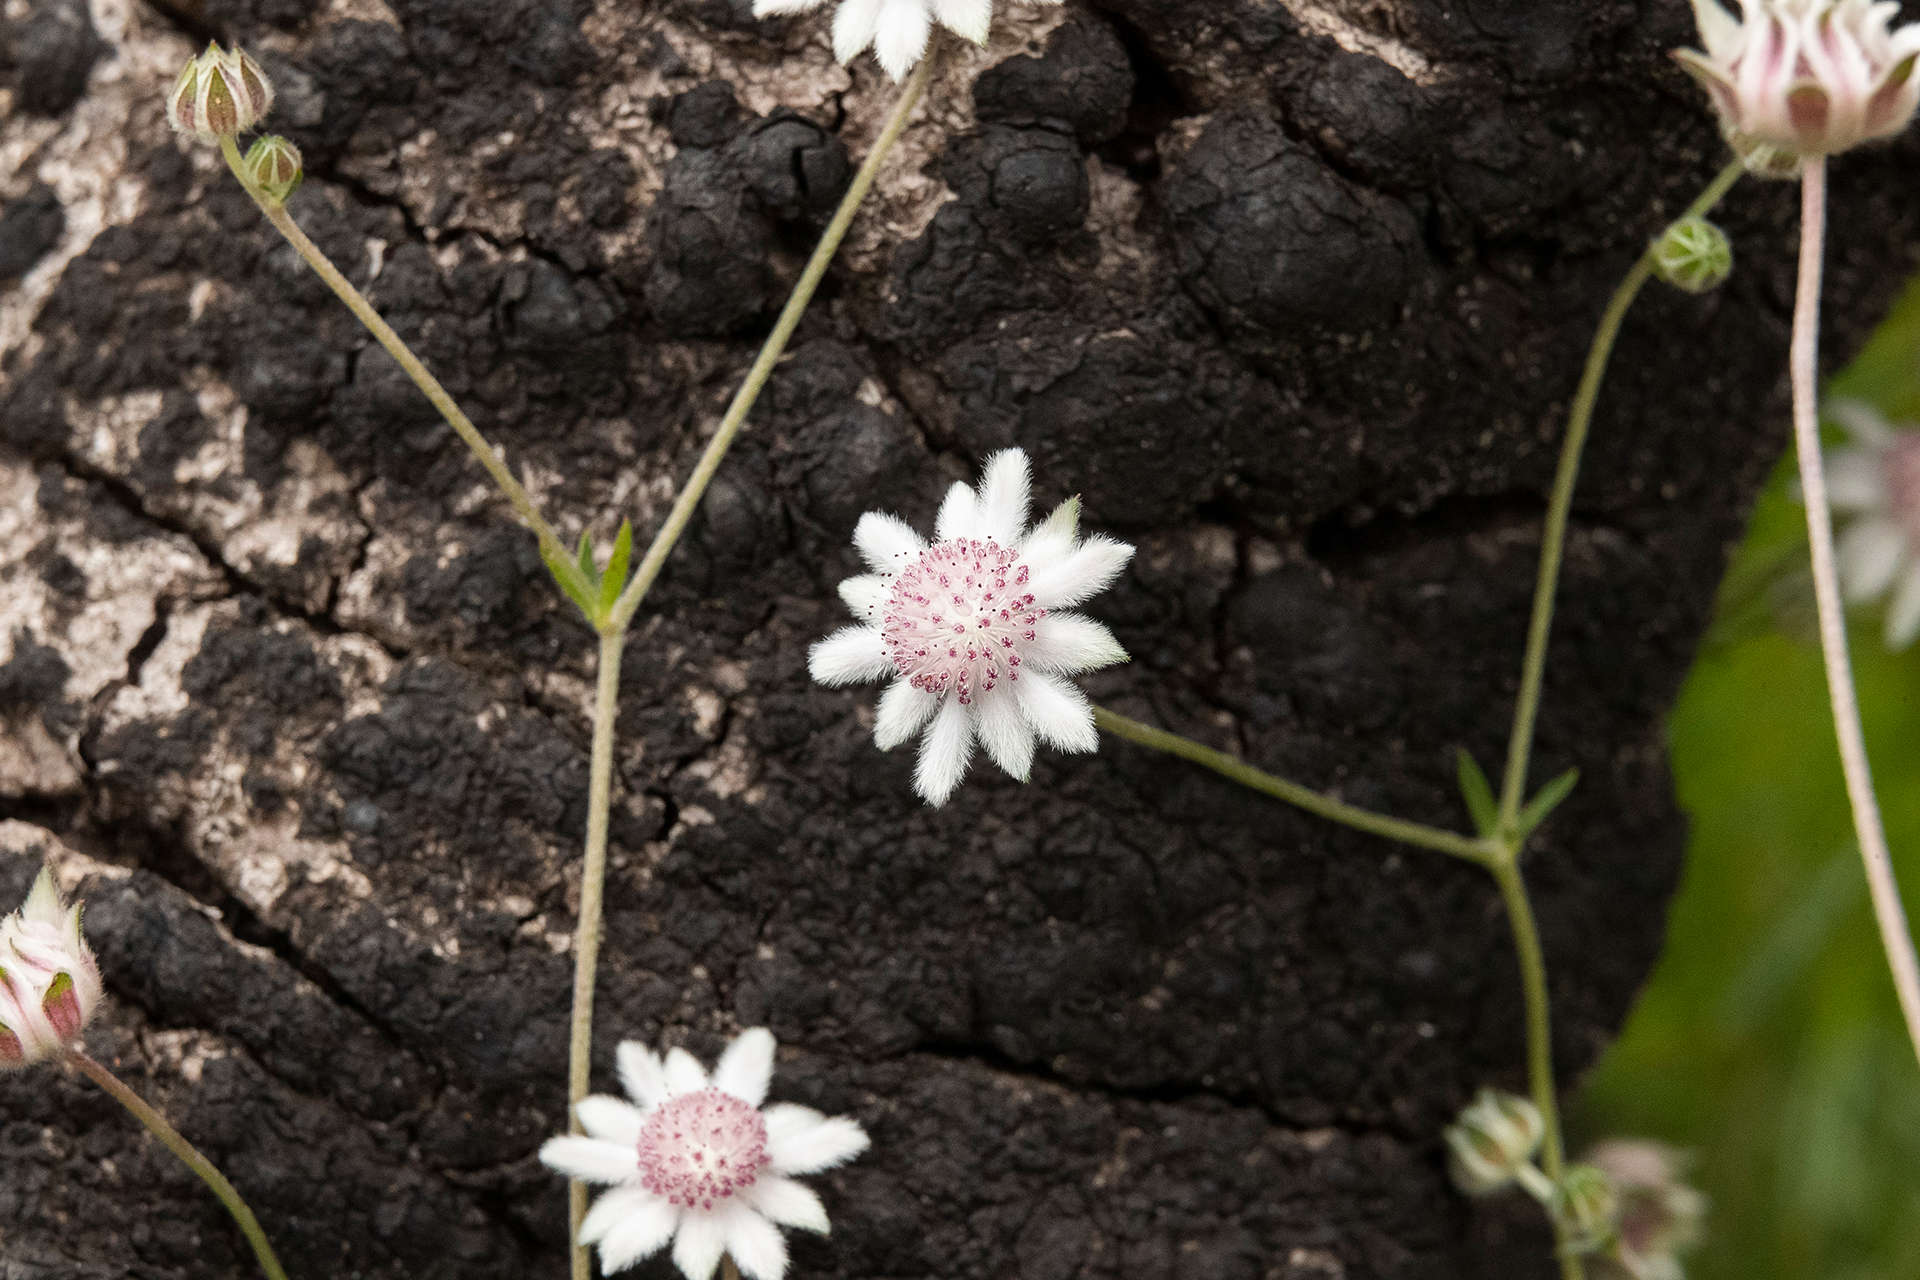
top-left (751, 0), bottom-right (1063, 81)
top-left (0, 868), bottom-right (103, 1068)
top-left (541, 1028), bottom-right (869, 1280)
top-left (808, 449), bottom-right (1133, 807)
top-left (1818, 399), bottom-right (1920, 649)
top-left (1673, 0), bottom-right (1920, 170)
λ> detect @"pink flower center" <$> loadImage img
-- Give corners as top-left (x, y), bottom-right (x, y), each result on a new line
top-left (635, 1089), bottom-right (770, 1211)
top-left (1886, 435), bottom-right (1920, 545)
top-left (881, 538), bottom-right (1045, 705)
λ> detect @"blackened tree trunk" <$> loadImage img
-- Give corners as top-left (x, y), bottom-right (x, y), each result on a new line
top-left (2, 0), bottom-right (1916, 1276)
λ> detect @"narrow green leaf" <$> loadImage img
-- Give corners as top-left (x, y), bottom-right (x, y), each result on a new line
top-left (541, 540), bottom-right (599, 618)
top-left (1516, 768), bottom-right (1580, 836)
top-left (598, 519), bottom-right (633, 617)
top-left (576, 529), bottom-right (597, 586)
top-left (1455, 747), bottom-right (1499, 838)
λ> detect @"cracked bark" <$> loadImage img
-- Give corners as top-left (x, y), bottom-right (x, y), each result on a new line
top-left (4, 0), bottom-right (1920, 1277)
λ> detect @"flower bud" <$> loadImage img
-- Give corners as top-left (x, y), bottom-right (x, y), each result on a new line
top-left (244, 135), bottom-right (304, 207)
top-left (1445, 1088), bottom-right (1546, 1195)
top-left (1553, 1163), bottom-right (1621, 1255)
top-left (166, 42), bottom-right (274, 145)
top-left (0, 868), bottom-right (102, 1068)
top-left (1586, 1140), bottom-right (1707, 1275)
top-left (1650, 217), bottom-right (1733, 294)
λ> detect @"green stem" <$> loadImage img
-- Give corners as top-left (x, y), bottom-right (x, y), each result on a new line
top-left (1496, 159), bottom-right (1746, 830)
top-left (1092, 706), bottom-right (1496, 864)
top-left (67, 1049), bottom-right (291, 1280)
top-left (218, 135), bottom-right (594, 606)
top-left (1488, 862), bottom-right (1582, 1280)
top-left (606, 53), bottom-right (936, 632)
top-left (567, 624), bottom-right (626, 1280)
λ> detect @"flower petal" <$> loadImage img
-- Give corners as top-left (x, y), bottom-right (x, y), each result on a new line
top-left (1888, 560), bottom-right (1920, 649)
top-left (755, 0), bottom-right (827, 12)
top-left (853, 511), bottom-right (926, 575)
top-left (1691, 0), bottom-right (1744, 59)
top-left (1838, 518), bottom-right (1907, 601)
top-left (1028, 534), bottom-right (1134, 608)
top-left (583, 1185), bottom-right (672, 1248)
top-left (712, 1027), bottom-right (776, 1107)
top-left (747, 1175), bottom-right (831, 1235)
top-left (618, 1041), bottom-right (670, 1111)
top-left (831, 0), bottom-right (885, 64)
top-left (672, 1208), bottom-right (730, 1280)
top-left (596, 1192), bottom-right (681, 1272)
top-left (931, 0), bottom-right (992, 42)
top-left (914, 695), bottom-right (974, 806)
top-left (1828, 398), bottom-right (1897, 448)
top-left (935, 480), bottom-right (980, 542)
top-left (665, 1046), bottom-right (709, 1097)
top-left (764, 1103), bottom-right (872, 1174)
top-left (577, 1095), bottom-right (646, 1147)
top-left (1018, 496), bottom-right (1080, 572)
top-left (839, 574), bottom-right (892, 621)
top-left (1014, 671), bottom-right (1099, 753)
top-left (721, 1202), bottom-right (790, 1280)
top-left (975, 684), bottom-right (1035, 782)
top-left (873, 0), bottom-right (933, 79)
top-left (974, 449), bottom-right (1032, 546)
top-left (1025, 612), bottom-right (1128, 674)
top-left (810, 625), bottom-right (892, 687)
top-left (540, 1135), bottom-right (640, 1185)
top-left (1825, 447), bottom-right (1888, 510)
top-left (875, 678), bottom-right (940, 750)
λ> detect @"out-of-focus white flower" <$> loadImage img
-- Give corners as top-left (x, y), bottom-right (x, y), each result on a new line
top-left (809, 449), bottom-right (1133, 806)
top-left (752, 0), bottom-right (1063, 81)
top-left (541, 1029), bottom-right (869, 1280)
top-left (1585, 1140), bottom-right (1707, 1280)
top-left (1445, 1088), bottom-right (1549, 1198)
top-left (0, 868), bottom-right (103, 1068)
top-left (1673, 0), bottom-right (1920, 171)
top-left (1815, 399), bottom-right (1920, 649)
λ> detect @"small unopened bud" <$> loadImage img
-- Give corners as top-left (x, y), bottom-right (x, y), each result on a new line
top-left (0, 869), bottom-right (102, 1069)
top-left (166, 42), bottom-right (274, 145)
top-left (244, 135), bottom-right (304, 207)
top-left (1553, 1163), bottom-right (1621, 1255)
top-left (1650, 217), bottom-right (1732, 294)
top-left (1445, 1088), bottom-right (1546, 1196)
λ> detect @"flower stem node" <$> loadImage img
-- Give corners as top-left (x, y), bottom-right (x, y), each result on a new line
top-left (1673, 0), bottom-right (1920, 170)
top-left (1444, 1088), bottom-right (1546, 1196)
top-left (1650, 217), bottom-right (1734, 293)
top-left (167, 42), bottom-right (274, 145)
top-left (243, 135), bottom-right (303, 208)
top-left (0, 868), bottom-right (102, 1068)
top-left (1552, 1163), bottom-right (1622, 1256)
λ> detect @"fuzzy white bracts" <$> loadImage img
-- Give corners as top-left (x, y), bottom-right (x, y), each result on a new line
top-left (541, 1029), bottom-right (869, 1280)
top-left (752, 0), bottom-right (1063, 80)
top-left (1813, 400), bottom-right (1920, 648)
top-left (810, 449), bottom-right (1133, 806)
top-left (0, 869), bottom-right (102, 1068)
top-left (1674, 0), bottom-right (1920, 170)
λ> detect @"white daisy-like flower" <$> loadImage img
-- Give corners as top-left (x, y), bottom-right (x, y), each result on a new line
top-left (1817, 399), bottom-right (1920, 649)
top-left (751, 0), bottom-right (1063, 82)
top-left (809, 448), bottom-right (1133, 807)
top-left (541, 1028), bottom-right (869, 1280)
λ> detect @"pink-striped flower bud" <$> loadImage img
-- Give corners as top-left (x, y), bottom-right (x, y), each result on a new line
top-left (166, 42), bottom-right (274, 145)
top-left (1674, 0), bottom-right (1920, 174)
top-left (0, 869), bottom-right (102, 1068)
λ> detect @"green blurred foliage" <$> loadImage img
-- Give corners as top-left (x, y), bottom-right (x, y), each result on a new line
top-left (1574, 275), bottom-right (1920, 1280)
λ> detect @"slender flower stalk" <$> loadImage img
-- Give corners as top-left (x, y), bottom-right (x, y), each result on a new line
top-left (66, 1049), bottom-right (290, 1280)
top-left (1497, 159), bottom-right (1746, 830)
top-left (568, 55), bottom-right (936, 1279)
top-left (1787, 156), bottom-right (1920, 1063)
top-left (215, 136), bottom-right (594, 607)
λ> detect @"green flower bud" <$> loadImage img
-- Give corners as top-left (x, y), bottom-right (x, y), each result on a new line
top-left (1650, 217), bottom-right (1733, 294)
top-left (166, 42), bottom-right (274, 144)
top-left (1553, 1163), bottom-right (1621, 1255)
top-left (1445, 1088), bottom-right (1546, 1196)
top-left (244, 135), bottom-right (304, 207)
